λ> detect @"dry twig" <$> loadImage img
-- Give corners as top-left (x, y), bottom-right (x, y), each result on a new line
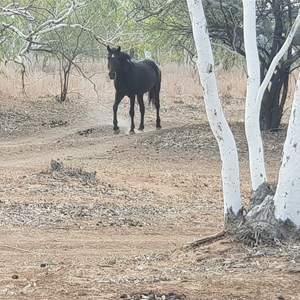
top-left (188, 230), bottom-right (226, 248)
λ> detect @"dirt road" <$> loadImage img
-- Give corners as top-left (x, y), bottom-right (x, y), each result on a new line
top-left (0, 95), bottom-right (299, 300)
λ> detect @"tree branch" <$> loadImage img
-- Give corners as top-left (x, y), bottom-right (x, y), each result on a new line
top-left (135, 0), bottom-right (176, 22)
top-left (0, 4), bottom-right (34, 21)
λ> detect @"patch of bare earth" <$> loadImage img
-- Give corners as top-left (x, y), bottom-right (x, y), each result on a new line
top-left (0, 94), bottom-right (298, 300)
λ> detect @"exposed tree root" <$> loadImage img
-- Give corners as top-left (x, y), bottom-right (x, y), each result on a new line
top-left (232, 183), bottom-right (300, 246)
top-left (190, 183), bottom-right (300, 248)
top-left (188, 230), bottom-right (226, 248)
top-left (231, 217), bottom-right (300, 247)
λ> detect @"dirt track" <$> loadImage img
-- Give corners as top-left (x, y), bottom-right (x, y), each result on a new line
top-left (0, 94), bottom-right (299, 300)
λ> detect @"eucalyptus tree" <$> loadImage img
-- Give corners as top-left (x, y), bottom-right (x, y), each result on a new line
top-left (194, 0), bottom-right (300, 131)
top-left (243, 0), bottom-right (267, 190)
top-left (187, 0), bottom-right (300, 242)
top-left (186, 0), bottom-right (243, 225)
top-left (256, 0), bottom-right (300, 130)
top-left (131, 0), bottom-right (300, 131)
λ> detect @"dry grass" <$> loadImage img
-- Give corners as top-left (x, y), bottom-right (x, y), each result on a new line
top-left (0, 60), bottom-right (297, 126)
top-left (0, 61), bottom-right (110, 100)
top-left (0, 61), bottom-right (247, 100)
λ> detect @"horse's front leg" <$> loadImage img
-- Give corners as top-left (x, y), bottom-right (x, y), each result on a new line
top-left (129, 95), bottom-right (136, 134)
top-left (113, 91), bottom-right (123, 134)
top-left (137, 94), bottom-right (145, 131)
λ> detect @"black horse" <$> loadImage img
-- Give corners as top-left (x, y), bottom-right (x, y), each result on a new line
top-left (107, 45), bottom-right (161, 133)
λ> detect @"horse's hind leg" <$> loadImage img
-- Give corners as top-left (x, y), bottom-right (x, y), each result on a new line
top-left (137, 94), bottom-right (145, 131)
top-left (129, 95), bottom-right (136, 134)
top-left (155, 99), bottom-right (161, 129)
top-left (153, 89), bottom-right (161, 129)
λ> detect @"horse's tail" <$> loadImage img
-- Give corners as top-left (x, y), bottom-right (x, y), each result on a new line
top-left (148, 89), bottom-right (155, 106)
top-left (147, 61), bottom-right (161, 106)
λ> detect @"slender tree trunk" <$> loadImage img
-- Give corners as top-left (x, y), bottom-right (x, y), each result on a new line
top-left (254, 10), bottom-right (300, 133)
top-left (274, 70), bottom-right (300, 227)
top-left (59, 59), bottom-right (72, 102)
top-left (242, 0), bottom-right (267, 190)
top-left (260, 68), bottom-right (290, 131)
top-left (186, 0), bottom-right (242, 219)
top-left (257, 8), bottom-right (300, 227)
top-left (259, 0), bottom-right (295, 131)
top-left (61, 64), bottom-right (71, 102)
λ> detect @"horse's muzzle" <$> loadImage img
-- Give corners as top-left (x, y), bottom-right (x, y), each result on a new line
top-left (109, 71), bottom-right (115, 80)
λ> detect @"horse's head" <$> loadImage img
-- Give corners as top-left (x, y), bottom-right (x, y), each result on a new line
top-left (107, 45), bottom-right (132, 80)
top-left (107, 45), bottom-right (121, 80)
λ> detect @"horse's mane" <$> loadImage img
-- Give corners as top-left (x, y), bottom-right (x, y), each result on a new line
top-left (119, 51), bottom-right (133, 63)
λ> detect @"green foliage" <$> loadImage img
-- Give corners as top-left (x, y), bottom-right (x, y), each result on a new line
top-left (1, 0), bottom-right (299, 67)
top-left (122, 0), bottom-right (194, 63)
top-left (0, 0), bottom-right (131, 63)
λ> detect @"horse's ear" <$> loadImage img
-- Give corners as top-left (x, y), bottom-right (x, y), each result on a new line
top-left (117, 46), bottom-right (121, 52)
top-left (107, 45), bottom-right (111, 52)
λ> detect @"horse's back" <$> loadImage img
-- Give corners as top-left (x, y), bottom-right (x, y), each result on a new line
top-left (114, 59), bottom-right (160, 95)
top-left (133, 60), bottom-right (161, 92)
top-left (141, 59), bottom-right (159, 70)
top-left (143, 60), bottom-right (161, 81)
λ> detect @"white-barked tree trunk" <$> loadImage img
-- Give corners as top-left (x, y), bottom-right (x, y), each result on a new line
top-left (186, 0), bottom-right (242, 219)
top-left (254, 9), bottom-right (300, 228)
top-left (274, 71), bottom-right (300, 227)
top-left (243, 0), bottom-right (267, 190)
top-left (187, 0), bottom-right (300, 237)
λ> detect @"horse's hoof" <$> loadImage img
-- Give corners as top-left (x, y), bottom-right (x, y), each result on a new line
top-left (129, 130), bottom-right (135, 134)
top-left (156, 126), bottom-right (162, 130)
top-left (114, 128), bottom-right (120, 134)
top-left (138, 127), bottom-right (144, 131)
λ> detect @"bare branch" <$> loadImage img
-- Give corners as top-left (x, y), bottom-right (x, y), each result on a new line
top-left (1, 2), bottom-right (88, 65)
top-left (33, 2), bottom-right (87, 35)
top-left (136, 0), bottom-right (176, 22)
top-left (0, 4), bottom-right (34, 21)
top-left (212, 42), bottom-right (244, 57)
top-left (67, 24), bottom-right (108, 46)
top-left (1, 22), bottom-right (27, 39)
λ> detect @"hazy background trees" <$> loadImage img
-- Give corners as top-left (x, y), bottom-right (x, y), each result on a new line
top-left (0, 0), bottom-right (299, 119)
top-left (0, 0), bottom-right (133, 100)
